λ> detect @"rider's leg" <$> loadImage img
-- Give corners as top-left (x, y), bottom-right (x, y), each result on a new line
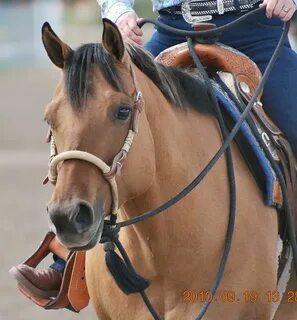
top-left (212, 9), bottom-right (297, 156)
top-left (11, 244), bottom-right (66, 298)
top-left (50, 255), bottom-right (66, 272)
top-left (250, 45), bottom-right (297, 156)
top-left (11, 262), bottom-right (63, 298)
top-left (145, 14), bottom-right (192, 56)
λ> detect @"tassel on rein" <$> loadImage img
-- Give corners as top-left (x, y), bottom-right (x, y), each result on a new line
top-left (103, 241), bottom-right (150, 295)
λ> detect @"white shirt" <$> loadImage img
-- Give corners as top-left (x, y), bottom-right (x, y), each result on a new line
top-left (97, 0), bottom-right (183, 22)
top-left (97, 0), bottom-right (297, 24)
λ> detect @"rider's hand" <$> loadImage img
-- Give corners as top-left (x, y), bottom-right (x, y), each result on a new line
top-left (260, 0), bottom-right (296, 21)
top-left (116, 12), bottom-right (143, 45)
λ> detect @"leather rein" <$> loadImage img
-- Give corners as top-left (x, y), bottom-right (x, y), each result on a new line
top-left (44, 8), bottom-right (296, 320)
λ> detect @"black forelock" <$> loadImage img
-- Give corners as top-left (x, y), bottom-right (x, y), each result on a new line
top-left (65, 42), bottom-right (213, 115)
top-left (65, 43), bottom-right (122, 109)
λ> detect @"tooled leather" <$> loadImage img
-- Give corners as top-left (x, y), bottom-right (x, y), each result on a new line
top-left (156, 42), bottom-right (262, 96)
top-left (156, 42), bottom-right (283, 138)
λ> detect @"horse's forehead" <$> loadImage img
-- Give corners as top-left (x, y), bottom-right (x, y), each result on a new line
top-left (89, 64), bottom-right (135, 103)
top-left (46, 69), bottom-right (131, 124)
top-left (92, 71), bottom-right (122, 100)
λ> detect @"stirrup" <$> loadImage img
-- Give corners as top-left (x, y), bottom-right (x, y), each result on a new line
top-left (10, 232), bottom-right (89, 312)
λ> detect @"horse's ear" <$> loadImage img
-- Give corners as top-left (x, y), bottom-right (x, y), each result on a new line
top-left (41, 22), bottom-right (73, 69)
top-left (102, 19), bottom-right (125, 61)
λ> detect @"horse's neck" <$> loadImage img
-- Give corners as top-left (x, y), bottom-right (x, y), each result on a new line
top-left (123, 67), bottom-right (222, 211)
top-left (120, 68), bottom-right (226, 268)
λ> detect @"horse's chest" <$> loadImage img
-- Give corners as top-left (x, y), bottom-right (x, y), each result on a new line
top-left (85, 246), bottom-right (188, 319)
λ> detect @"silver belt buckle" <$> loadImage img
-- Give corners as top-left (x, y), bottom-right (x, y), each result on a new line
top-left (217, 0), bottom-right (225, 14)
top-left (181, 0), bottom-right (213, 24)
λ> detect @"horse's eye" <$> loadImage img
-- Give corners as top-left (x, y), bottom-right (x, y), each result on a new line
top-left (116, 106), bottom-right (132, 120)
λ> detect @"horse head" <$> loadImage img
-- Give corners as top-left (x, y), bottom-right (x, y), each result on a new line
top-left (42, 20), bottom-right (156, 250)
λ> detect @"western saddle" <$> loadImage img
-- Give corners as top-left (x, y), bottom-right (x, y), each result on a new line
top-left (155, 40), bottom-right (296, 210)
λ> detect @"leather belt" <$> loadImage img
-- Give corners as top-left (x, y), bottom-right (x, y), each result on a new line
top-left (159, 0), bottom-right (261, 23)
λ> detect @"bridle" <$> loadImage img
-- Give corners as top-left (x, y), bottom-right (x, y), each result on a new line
top-left (44, 8), bottom-right (296, 320)
top-left (46, 68), bottom-right (144, 218)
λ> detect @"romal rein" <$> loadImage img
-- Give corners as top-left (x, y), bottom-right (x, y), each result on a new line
top-left (46, 8), bottom-right (295, 320)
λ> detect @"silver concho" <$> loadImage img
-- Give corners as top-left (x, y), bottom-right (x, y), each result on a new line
top-left (239, 81), bottom-right (251, 94)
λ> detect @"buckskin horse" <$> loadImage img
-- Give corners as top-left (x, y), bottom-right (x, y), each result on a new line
top-left (41, 19), bottom-right (297, 320)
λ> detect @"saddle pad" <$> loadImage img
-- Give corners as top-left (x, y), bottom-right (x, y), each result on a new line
top-left (214, 86), bottom-right (276, 206)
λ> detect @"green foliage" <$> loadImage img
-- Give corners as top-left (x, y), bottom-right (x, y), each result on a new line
top-left (134, 0), bottom-right (157, 18)
top-left (63, 0), bottom-right (157, 25)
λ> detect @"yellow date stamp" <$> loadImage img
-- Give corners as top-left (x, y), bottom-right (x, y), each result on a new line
top-left (182, 290), bottom-right (297, 303)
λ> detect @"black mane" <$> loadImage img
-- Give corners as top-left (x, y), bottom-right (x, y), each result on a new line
top-left (65, 43), bottom-right (213, 114)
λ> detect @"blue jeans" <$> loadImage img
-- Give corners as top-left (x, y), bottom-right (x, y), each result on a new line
top-left (50, 255), bottom-right (66, 273)
top-left (145, 9), bottom-right (297, 156)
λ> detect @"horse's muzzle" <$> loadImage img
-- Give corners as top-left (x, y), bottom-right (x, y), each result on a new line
top-left (48, 199), bottom-right (104, 250)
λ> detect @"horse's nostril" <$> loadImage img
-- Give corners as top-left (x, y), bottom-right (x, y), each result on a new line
top-left (73, 203), bottom-right (94, 233)
top-left (48, 201), bottom-right (94, 236)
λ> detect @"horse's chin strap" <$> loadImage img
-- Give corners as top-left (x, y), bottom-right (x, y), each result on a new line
top-left (45, 90), bottom-right (144, 217)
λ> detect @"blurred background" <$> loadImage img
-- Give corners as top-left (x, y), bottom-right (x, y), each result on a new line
top-left (0, 1), bottom-right (153, 320)
top-left (0, 1), bottom-right (296, 320)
